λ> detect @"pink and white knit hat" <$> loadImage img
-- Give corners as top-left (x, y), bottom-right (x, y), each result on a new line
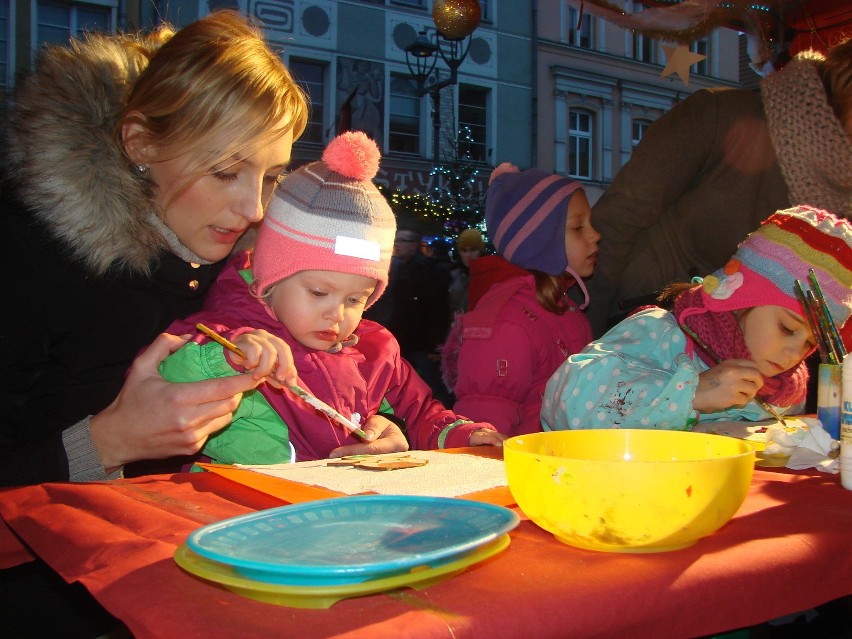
top-left (251, 132), bottom-right (396, 307)
top-left (694, 206), bottom-right (852, 326)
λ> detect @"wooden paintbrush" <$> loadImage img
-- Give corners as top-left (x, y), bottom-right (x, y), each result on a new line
top-left (195, 323), bottom-right (369, 440)
top-left (795, 279), bottom-right (831, 364)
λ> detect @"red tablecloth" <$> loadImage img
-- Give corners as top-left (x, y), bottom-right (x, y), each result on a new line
top-left (1, 465), bottom-right (850, 639)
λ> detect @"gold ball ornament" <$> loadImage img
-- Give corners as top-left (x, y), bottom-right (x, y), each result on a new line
top-left (432, 0), bottom-right (481, 40)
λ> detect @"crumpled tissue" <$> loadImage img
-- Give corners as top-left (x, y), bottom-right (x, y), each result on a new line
top-left (764, 417), bottom-right (839, 473)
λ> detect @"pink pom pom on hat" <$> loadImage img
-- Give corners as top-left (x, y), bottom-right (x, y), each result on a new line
top-left (322, 130), bottom-right (381, 181)
top-left (251, 131), bottom-right (396, 307)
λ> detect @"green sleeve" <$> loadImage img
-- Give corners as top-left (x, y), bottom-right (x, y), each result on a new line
top-left (203, 397), bottom-right (294, 465)
top-left (160, 342), bottom-right (293, 465)
top-left (378, 397), bottom-right (395, 416)
top-left (159, 341), bottom-right (238, 383)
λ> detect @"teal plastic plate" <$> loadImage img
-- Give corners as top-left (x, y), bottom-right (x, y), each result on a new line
top-left (175, 534), bottom-right (511, 608)
top-left (186, 495), bottom-right (519, 586)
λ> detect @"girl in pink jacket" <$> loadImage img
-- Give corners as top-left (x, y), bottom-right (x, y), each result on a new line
top-left (161, 133), bottom-right (503, 464)
top-left (442, 163), bottom-right (600, 436)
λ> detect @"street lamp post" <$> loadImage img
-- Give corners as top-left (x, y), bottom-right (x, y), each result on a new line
top-left (404, 0), bottom-right (481, 164)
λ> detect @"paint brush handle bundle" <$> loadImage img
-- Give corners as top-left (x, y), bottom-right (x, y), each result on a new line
top-left (795, 270), bottom-right (846, 365)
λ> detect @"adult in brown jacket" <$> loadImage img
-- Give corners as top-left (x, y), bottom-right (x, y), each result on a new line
top-left (586, 39), bottom-right (852, 337)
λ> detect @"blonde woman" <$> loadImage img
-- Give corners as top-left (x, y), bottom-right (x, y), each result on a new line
top-left (1, 11), bottom-right (311, 487)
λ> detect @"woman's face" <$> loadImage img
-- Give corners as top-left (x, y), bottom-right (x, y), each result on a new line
top-left (149, 129), bottom-right (294, 263)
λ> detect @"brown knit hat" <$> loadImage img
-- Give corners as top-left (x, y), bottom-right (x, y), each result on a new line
top-left (456, 228), bottom-right (485, 251)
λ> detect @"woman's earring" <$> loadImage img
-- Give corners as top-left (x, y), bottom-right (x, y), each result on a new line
top-left (136, 164), bottom-right (148, 173)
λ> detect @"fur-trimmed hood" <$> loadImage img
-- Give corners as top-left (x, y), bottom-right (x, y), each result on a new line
top-left (5, 32), bottom-right (171, 276)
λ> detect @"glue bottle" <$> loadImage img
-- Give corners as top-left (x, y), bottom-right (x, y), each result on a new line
top-left (841, 352), bottom-right (852, 490)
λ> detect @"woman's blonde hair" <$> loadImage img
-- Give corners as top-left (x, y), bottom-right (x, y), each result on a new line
top-left (820, 37), bottom-right (852, 123)
top-left (118, 10), bottom-right (308, 186)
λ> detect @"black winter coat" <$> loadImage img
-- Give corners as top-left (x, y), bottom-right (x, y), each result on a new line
top-left (0, 190), bottom-right (225, 485)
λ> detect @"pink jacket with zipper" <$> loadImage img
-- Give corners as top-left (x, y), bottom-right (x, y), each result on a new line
top-left (162, 251), bottom-right (495, 463)
top-left (445, 255), bottom-right (592, 436)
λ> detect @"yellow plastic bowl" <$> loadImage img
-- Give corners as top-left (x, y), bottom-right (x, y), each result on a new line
top-left (503, 430), bottom-right (755, 553)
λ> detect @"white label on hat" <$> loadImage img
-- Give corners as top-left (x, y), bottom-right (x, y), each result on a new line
top-left (335, 236), bottom-right (380, 262)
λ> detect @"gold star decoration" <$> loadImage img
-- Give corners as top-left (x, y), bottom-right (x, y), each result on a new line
top-left (660, 45), bottom-right (707, 86)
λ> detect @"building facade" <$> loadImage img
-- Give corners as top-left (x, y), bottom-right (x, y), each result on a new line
top-left (4, 0), bottom-right (745, 207)
top-left (535, 1), bottom-right (743, 202)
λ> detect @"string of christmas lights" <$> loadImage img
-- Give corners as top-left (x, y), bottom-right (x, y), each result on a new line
top-left (379, 126), bottom-right (488, 243)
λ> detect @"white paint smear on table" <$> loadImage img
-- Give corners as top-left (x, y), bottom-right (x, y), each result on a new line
top-left (236, 451), bottom-right (508, 498)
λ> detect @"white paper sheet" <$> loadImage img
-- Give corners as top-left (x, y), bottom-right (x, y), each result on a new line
top-left (236, 451), bottom-right (509, 498)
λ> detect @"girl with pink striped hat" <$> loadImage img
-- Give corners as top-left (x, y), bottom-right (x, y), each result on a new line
top-left (542, 206), bottom-right (852, 431)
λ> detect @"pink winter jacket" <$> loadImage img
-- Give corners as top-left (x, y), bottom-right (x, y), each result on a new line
top-left (163, 251), bottom-right (496, 461)
top-left (447, 256), bottom-right (592, 436)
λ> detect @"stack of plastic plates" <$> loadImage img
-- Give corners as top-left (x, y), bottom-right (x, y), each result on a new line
top-left (175, 494), bottom-right (519, 608)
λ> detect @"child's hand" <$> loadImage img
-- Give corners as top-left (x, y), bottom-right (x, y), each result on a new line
top-left (694, 359), bottom-right (764, 412)
top-left (469, 427), bottom-right (506, 447)
top-left (328, 414), bottom-right (409, 458)
top-left (229, 330), bottom-right (297, 386)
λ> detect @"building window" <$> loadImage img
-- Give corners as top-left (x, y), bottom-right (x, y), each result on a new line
top-left (632, 119), bottom-right (651, 148)
top-left (630, 4), bottom-right (657, 64)
top-left (36, 1), bottom-right (113, 47)
top-left (633, 32), bottom-right (657, 64)
top-left (290, 59), bottom-right (326, 145)
top-left (568, 109), bottom-right (593, 179)
top-left (336, 58), bottom-right (385, 148)
top-left (567, 7), bottom-right (592, 48)
top-left (691, 39), bottom-right (709, 76)
top-left (389, 74), bottom-right (420, 155)
top-left (458, 84), bottom-right (488, 163)
top-left (479, 0), bottom-right (490, 22)
top-left (0, 1), bottom-right (8, 88)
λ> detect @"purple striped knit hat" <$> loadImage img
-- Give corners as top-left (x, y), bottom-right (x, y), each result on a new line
top-left (687, 206), bottom-right (852, 327)
top-left (485, 163), bottom-right (584, 276)
top-left (251, 132), bottom-right (395, 307)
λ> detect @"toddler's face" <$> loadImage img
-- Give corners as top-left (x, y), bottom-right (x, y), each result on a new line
top-left (563, 190), bottom-right (600, 278)
top-left (268, 270), bottom-right (377, 350)
top-left (739, 305), bottom-right (815, 377)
